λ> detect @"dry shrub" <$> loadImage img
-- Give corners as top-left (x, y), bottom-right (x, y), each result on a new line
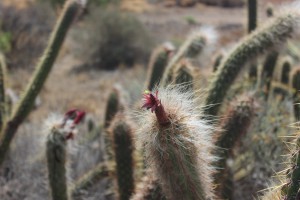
top-left (0, 2), bottom-right (54, 69)
top-left (73, 7), bottom-right (153, 70)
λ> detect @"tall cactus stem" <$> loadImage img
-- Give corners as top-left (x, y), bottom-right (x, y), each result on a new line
top-left (0, 0), bottom-right (83, 166)
top-left (203, 11), bottom-right (300, 117)
top-left (248, 0), bottom-right (257, 33)
top-left (0, 53), bottom-right (7, 132)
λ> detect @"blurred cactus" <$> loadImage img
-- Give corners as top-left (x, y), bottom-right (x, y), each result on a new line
top-left (0, 0), bottom-right (84, 166)
top-left (161, 28), bottom-right (215, 85)
top-left (47, 109), bottom-right (85, 200)
top-left (261, 51), bottom-right (279, 97)
top-left (270, 81), bottom-right (293, 101)
top-left (138, 88), bottom-right (215, 200)
top-left (247, 0), bottom-right (257, 33)
top-left (215, 93), bottom-right (256, 199)
top-left (213, 52), bottom-right (223, 72)
top-left (0, 53), bottom-right (6, 131)
top-left (131, 173), bottom-right (166, 200)
top-left (290, 67), bottom-right (300, 120)
top-left (278, 56), bottom-right (292, 84)
top-left (204, 11), bottom-right (300, 117)
top-left (266, 4), bottom-right (274, 18)
top-left (110, 114), bottom-right (135, 200)
top-left (145, 43), bottom-right (174, 91)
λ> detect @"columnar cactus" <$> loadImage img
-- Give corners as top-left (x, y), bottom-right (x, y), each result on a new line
top-left (0, 0), bottom-right (84, 166)
top-left (248, 0), bottom-right (257, 33)
top-left (145, 43), bottom-right (175, 91)
top-left (104, 87), bottom-right (123, 129)
top-left (204, 10), bottom-right (300, 117)
top-left (261, 51), bottom-right (279, 97)
top-left (110, 114), bottom-right (135, 200)
top-left (46, 109), bottom-right (85, 200)
top-left (0, 53), bottom-right (6, 131)
top-left (161, 28), bottom-right (216, 85)
top-left (137, 87), bottom-right (216, 200)
top-left (212, 52), bottom-right (223, 72)
top-left (290, 67), bottom-right (300, 120)
top-left (278, 56), bottom-right (292, 84)
top-left (214, 94), bottom-right (256, 199)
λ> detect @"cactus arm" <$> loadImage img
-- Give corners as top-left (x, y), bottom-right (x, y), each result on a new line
top-left (0, 53), bottom-right (6, 131)
top-left (0, 0), bottom-right (82, 166)
top-left (204, 13), bottom-right (299, 117)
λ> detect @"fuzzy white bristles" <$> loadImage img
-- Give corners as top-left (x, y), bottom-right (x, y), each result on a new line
top-left (136, 85), bottom-right (216, 200)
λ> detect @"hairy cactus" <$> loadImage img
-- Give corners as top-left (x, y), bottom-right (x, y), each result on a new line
top-left (110, 114), bottom-right (135, 200)
top-left (215, 93), bottom-right (256, 199)
top-left (248, 0), bottom-right (257, 33)
top-left (0, 0), bottom-right (84, 166)
top-left (204, 10), bottom-right (300, 117)
top-left (137, 87), bottom-right (216, 200)
top-left (46, 109), bottom-right (85, 200)
top-left (145, 43), bottom-right (175, 91)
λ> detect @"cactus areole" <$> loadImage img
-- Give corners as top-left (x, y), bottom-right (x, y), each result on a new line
top-left (142, 90), bottom-right (170, 126)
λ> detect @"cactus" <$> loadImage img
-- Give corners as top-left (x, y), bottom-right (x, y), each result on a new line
top-left (278, 56), bottom-right (292, 84)
top-left (270, 81), bottom-right (293, 101)
top-left (215, 93), bottom-right (256, 199)
top-left (290, 67), bottom-right (300, 120)
top-left (0, 0), bottom-right (84, 166)
top-left (173, 59), bottom-right (199, 92)
top-left (213, 52), bottom-right (223, 72)
top-left (110, 114), bottom-right (135, 200)
top-left (137, 87), bottom-right (215, 200)
top-left (47, 109), bottom-right (85, 200)
top-left (71, 163), bottom-right (114, 197)
top-left (145, 43), bottom-right (174, 91)
top-left (248, 0), bottom-right (257, 33)
top-left (131, 172), bottom-right (166, 200)
top-left (266, 4), bottom-right (274, 18)
top-left (282, 137), bottom-right (300, 199)
top-left (104, 87), bottom-right (123, 129)
top-left (161, 28), bottom-right (214, 85)
top-left (204, 10), bottom-right (300, 117)
top-left (0, 53), bottom-right (6, 131)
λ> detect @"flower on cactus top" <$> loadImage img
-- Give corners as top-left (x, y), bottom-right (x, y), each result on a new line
top-left (61, 109), bottom-right (85, 140)
top-left (142, 90), bottom-right (160, 113)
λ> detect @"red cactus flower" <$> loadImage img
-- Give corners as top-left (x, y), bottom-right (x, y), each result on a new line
top-left (62, 109), bottom-right (86, 140)
top-left (142, 90), bottom-right (170, 126)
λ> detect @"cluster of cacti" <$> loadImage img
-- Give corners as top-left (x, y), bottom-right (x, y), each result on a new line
top-left (4, 1), bottom-right (300, 200)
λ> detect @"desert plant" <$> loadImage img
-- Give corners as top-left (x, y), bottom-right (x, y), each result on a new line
top-left (204, 9), bottom-right (300, 117)
top-left (137, 87), bottom-right (215, 200)
top-left (248, 0), bottom-right (257, 33)
top-left (47, 109), bottom-right (85, 200)
top-left (212, 52), bottom-right (223, 72)
top-left (0, 0), bottom-right (84, 166)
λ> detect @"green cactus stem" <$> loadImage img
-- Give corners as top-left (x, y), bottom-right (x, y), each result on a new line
top-left (279, 56), bottom-right (292, 84)
top-left (204, 11), bottom-right (300, 117)
top-left (0, 0), bottom-right (83, 166)
top-left (0, 53), bottom-right (6, 131)
top-left (111, 115), bottom-right (135, 200)
top-left (161, 30), bottom-right (207, 85)
top-left (145, 43), bottom-right (174, 91)
top-left (213, 53), bottom-right (223, 72)
top-left (104, 87), bottom-right (123, 129)
top-left (71, 163), bottom-right (114, 197)
top-left (248, 0), bottom-right (257, 33)
top-left (214, 94), bottom-right (255, 199)
top-left (173, 59), bottom-right (198, 91)
top-left (47, 109), bottom-right (85, 200)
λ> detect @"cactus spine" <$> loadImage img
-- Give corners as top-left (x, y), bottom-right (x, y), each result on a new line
top-left (0, 0), bottom-right (83, 166)
top-left (204, 11), bottom-right (300, 117)
top-left (248, 0), bottom-right (257, 33)
top-left (138, 87), bottom-right (215, 200)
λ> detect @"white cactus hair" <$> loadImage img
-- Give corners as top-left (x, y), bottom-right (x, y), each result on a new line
top-left (136, 85), bottom-right (216, 199)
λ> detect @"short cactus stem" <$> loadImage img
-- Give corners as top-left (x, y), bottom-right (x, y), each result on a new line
top-left (104, 87), bottom-right (123, 129)
top-left (47, 109), bottom-right (85, 200)
top-left (212, 53), bottom-right (223, 72)
top-left (145, 43), bottom-right (175, 91)
top-left (214, 93), bottom-right (256, 199)
top-left (248, 0), bottom-right (257, 33)
top-left (204, 11), bottom-right (300, 117)
top-left (138, 87), bottom-right (215, 200)
top-left (131, 172), bottom-right (166, 200)
top-left (261, 51), bottom-right (279, 97)
top-left (110, 114), bottom-right (135, 200)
